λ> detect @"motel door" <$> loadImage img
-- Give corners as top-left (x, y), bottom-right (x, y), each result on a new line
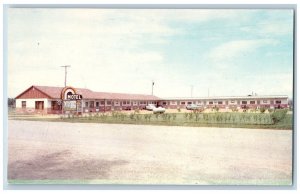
top-left (35, 101), bottom-right (44, 110)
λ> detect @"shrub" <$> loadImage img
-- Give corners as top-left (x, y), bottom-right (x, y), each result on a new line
top-left (177, 108), bottom-right (181, 112)
top-left (144, 114), bottom-right (148, 120)
top-left (99, 113), bottom-right (107, 120)
top-left (260, 108), bottom-right (266, 113)
top-left (271, 109), bottom-right (288, 124)
top-left (172, 114), bottom-right (177, 120)
top-left (162, 114), bottom-right (171, 121)
top-left (268, 108), bottom-right (274, 113)
top-left (203, 114), bottom-right (209, 121)
top-left (194, 112), bottom-right (200, 121)
top-left (231, 108), bottom-right (238, 112)
top-left (184, 113), bottom-right (189, 119)
top-left (144, 114), bottom-right (152, 121)
top-left (111, 111), bottom-right (116, 117)
top-left (188, 113), bottom-right (194, 120)
top-left (119, 113), bottom-right (126, 121)
top-left (129, 113), bottom-right (135, 120)
top-left (135, 114), bottom-right (141, 121)
top-left (155, 114), bottom-right (159, 120)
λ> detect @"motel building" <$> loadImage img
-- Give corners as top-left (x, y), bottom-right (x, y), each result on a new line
top-left (15, 85), bottom-right (289, 114)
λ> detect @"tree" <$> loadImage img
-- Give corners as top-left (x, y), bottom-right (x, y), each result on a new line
top-left (8, 98), bottom-right (16, 108)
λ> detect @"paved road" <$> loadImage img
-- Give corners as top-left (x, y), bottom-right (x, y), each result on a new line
top-left (7, 120), bottom-right (292, 185)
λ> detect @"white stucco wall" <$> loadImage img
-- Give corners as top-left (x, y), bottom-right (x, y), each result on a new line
top-left (16, 98), bottom-right (50, 108)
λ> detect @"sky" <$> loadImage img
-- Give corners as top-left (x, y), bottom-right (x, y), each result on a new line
top-left (7, 9), bottom-right (294, 98)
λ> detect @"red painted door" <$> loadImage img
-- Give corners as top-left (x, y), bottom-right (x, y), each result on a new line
top-left (35, 101), bottom-right (44, 110)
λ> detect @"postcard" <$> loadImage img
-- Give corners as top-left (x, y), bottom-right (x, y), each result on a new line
top-left (6, 7), bottom-right (294, 186)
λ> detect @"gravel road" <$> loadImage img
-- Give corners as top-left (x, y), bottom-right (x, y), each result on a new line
top-left (7, 120), bottom-right (292, 185)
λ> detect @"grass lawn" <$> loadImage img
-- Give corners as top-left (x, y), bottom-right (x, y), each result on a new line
top-left (9, 111), bottom-right (293, 130)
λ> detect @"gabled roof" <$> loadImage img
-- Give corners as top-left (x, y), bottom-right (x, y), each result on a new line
top-left (16, 85), bottom-right (161, 100)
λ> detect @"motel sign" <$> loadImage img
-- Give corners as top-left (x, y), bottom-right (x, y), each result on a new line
top-left (66, 94), bottom-right (82, 100)
top-left (61, 87), bottom-right (83, 113)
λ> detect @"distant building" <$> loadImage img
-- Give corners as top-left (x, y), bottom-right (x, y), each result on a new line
top-left (15, 85), bottom-right (289, 114)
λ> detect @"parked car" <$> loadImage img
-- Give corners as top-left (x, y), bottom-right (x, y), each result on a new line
top-left (153, 106), bottom-right (166, 114)
top-left (186, 104), bottom-right (201, 110)
top-left (146, 104), bottom-right (156, 111)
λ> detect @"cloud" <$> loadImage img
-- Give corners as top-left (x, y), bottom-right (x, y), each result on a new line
top-left (207, 39), bottom-right (278, 69)
top-left (7, 9), bottom-right (293, 98)
top-left (241, 21), bottom-right (293, 37)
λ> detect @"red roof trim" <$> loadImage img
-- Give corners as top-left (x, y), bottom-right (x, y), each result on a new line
top-left (15, 85), bottom-right (53, 99)
top-left (15, 85), bottom-right (161, 100)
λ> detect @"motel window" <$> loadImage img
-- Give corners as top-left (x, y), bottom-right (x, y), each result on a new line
top-left (242, 101), bottom-right (247, 104)
top-left (107, 101), bottom-right (112, 105)
top-left (192, 101), bottom-right (196, 104)
top-left (89, 101), bottom-right (94, 108)
top-left (181, 102), bottom-right (185, 105)
top-left (250, 101), bottom-right (255, 104)
top-left (263, 100), bottom-right (268, 103)
top-left (85, 102), bottom-right (88, 107)
top-left (209, 101), bottom-right (213, 105)
top-left (270, 100), bottom-right (274, 104)
top-left (218, 101), bottom-right (223, 105)
top-left (100, 101), bottom-right (105, 105)
top-left (22, 101), bottom-right (26, 108)
top-left (231, 100), bottom-right (235, 103)
top-left (114, 101), bottom-right (119, 105)
top-left (163, 102), bottom-right (167, 105)
top-left (96, 102), bottom-right (99, 107)
top-left (275, 100), bottom-right (281, 104)
top-left (187, 102), bottom-right (192, 105)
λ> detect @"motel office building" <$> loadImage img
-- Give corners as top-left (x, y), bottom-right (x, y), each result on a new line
top-left (15, 85), bottom-right (289, 114)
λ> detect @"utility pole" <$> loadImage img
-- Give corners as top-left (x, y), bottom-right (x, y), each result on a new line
top-left (61, 65), bottom-right (71, 87)
top-left (151, 81), bottom-right (154, 95)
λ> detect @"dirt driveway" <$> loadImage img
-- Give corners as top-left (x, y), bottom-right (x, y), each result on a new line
top-left (7, 120), bottom-right (292, 185)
